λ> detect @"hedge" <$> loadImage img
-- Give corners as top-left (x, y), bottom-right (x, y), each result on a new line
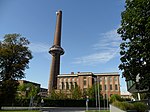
top-left (2, 98), bottom-right (109, 107)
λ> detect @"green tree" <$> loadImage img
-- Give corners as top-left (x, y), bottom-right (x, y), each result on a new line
top-left (0, 34), bottom-right (32, 108)
top-left (118, 0), bottom-right (150, 91)
top-left (17, 83), bottom-right (39, 99)
top-left (49, 89), bottom-right (68, 100)
top-left (16, 83), bottom-right (40, 106)
top-left (87, 84), bottom-right (102, 100)
top-left (70, 86), bottom-right (82, 100)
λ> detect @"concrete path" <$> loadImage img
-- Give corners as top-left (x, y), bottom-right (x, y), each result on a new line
top-left (2, 107), bottom-right (109, 112)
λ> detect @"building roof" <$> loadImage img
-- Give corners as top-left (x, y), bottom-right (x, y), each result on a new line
top-left (58, 74), bottom-right (78, 77)
top-left (18, 80), bottom-right (41, 86)
top-left (94, 72), bottom-right (119, 76)
top-left (57, 72), bottom-right (119, 77)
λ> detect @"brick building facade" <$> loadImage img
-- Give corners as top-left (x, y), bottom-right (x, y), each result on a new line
top-left (57, 72), bottom-right (120, 98)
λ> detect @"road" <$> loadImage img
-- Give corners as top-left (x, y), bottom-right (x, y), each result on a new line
top-left (41, 107), bottom-right (85, 112)
top-left (2, 107), bottom-right (109, 112)
top-left (40, 107), bottom-right (109, 112)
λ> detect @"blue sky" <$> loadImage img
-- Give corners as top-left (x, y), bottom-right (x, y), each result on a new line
top-left (0, 0), bottom-right (127, 92)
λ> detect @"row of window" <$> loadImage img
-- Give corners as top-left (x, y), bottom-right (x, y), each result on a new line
top-left (59, 82), bottom-right (77, 90)
top-left (83, 76), bottom-right (118, 85)
top-left (59, 82), bottom-right (118, 91)
top-left (104, 84), bottom-right (118, 91)
top-left (104, 94), bottom-right (113, 99)
top-left (83, 80), bottom-right (118, 91)
top-left (98, 76), bottom-right (118, 82)
top-left (59, 78), bottom-right (77, 82)
top-left (59, 76), bottom-right (118, 83)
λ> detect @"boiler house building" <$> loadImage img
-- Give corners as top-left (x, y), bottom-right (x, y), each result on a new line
top-left (57, 72), bottom-right (120, 98)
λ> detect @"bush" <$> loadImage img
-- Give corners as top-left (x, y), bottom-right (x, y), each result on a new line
top-left (113, 101), bottom-right (149, 112)
top-left (112, 101), bottom-right (135, 111)
top-left (133, 102), bottom-right (148, 112)
top-left (110, 94), bottom-right (124, 103)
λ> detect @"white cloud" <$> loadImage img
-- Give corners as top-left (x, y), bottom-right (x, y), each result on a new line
top-left (93, 29), bottom-right (120, 50)
top-left (29, 42), bottom-right (51, 60)
top-left (73, 28), bottom-right (121, 65)
top-left (29, 42), bottom-right (50, 53)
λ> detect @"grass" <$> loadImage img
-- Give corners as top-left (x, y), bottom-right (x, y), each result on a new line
top-left (86, 110), bottom-right (110, 112)
top-left (0, 110), bottom-right (110, 112)
top-left (0, 110), bottom-right (40, 112)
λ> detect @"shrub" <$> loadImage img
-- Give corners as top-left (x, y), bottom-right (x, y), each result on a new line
top-left (112, 101), bottom-right (135, 111)
top-left (110, 94), bottom-right (124, 103)
top-left (133, 102), bottom-right (148, 112)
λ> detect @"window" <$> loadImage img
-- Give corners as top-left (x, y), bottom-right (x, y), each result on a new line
top-left (83, 76), bottom-right (86, 80)
top-left (74, 82), bottom-right (77, 87)
top-left (115, 84), bottom-right (118, 90)
top-left (110, 85), bottom-right (112, 90)
top-left (109, 77), bottom-right (112, 82)
top-left (104, 85), bottom-right (107, 90)
top-left (84, 80), bottom-right (86, 86)
top-left (66, 82), bottom-right (69, 89)
top-left (114, 76), bottom-right (117, 81)
top-left (70, 82), bottom-right (73, 89)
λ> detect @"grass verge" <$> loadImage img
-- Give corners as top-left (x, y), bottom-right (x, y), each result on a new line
top-left (86, 110), bottom-right (110, 112)
top-left (0, 110), bottom-right (40, 112)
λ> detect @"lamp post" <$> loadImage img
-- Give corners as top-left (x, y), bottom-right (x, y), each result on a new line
top-left (86, 95), bottom-right (89, 111)
top-left (106, 78), bottom-right (109, 110)
top-left (136, 74), bottom-right (141, 100)
top-left (90, 77), bottom-right (98, 108)
top-left (97, 77), bottom-right (100, 111)
top-left (94, 78), bottom-right (98, 108)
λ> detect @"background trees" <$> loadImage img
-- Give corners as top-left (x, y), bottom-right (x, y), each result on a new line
top-left (87, 84), bottom-right (102, 100)
top-left (70, 86), bottom-right (82, 100)
top-left (17, 83), bottom-right (40, 99)
top-left (0, 34), bottom-right (32, 108)
top-left (118, 0), bottom-right (150, 91)
top-left (16, 83), bottom-right (40, 107)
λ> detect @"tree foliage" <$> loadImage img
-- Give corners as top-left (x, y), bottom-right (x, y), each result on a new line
top-left (17, 83), bottom-right (40, 99)
top-left (70, 86), bottom-right (82, 100)
top-left (87, 84), bottom-right (102, 99)
top-left (49, 89), bottom-right (68, 100)
top-left (0, 34), bottom-right (32, 108)
top-left (110, 94), bottom-right (124, 103)
top-left (0, 34), bottom-right (32, 80)
top-left (0, 80), bottom-right (19, 106)
top-left (118, 0), bottom-right (150, 90)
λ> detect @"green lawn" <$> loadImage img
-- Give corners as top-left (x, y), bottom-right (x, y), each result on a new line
top-left (86, 110), bottom-right (110, 112)
top-left (0, 110), bottom-right (40, 112)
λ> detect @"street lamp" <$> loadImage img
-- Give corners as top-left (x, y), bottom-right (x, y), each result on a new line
top-left (94, 78), bottom-right (98, 108)
top-left (136, 74), bottom-right (141, 100)
top-left (89, 76), bottom-right (98, 108)
top-left (86, 95), bottom-right (89, 111)
top-left (26, 87), bottom-right (34, 108)
top-left (97, 78), bottom-right (100, 111)
top-left (104, 76), bottom-right (109, 110)
top-left (88, 76), bottom-right (100, 111)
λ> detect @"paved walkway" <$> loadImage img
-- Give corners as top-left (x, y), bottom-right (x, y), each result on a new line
top-left (2, 107), bottom-right (109, 112)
